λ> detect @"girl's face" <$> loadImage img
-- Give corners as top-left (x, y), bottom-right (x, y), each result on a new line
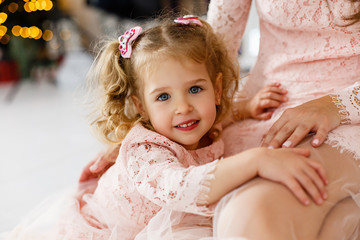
top-left (133, 57), bottom-right (222, 150)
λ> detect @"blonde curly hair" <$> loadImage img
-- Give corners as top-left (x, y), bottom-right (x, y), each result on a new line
top-left (87, 17), bottom-right (239, 145)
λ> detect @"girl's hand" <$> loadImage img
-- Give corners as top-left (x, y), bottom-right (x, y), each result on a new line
top-left (246, 82), bottom-right (288, 120)
top-left (257, 148), bottom-right (328, 205)
top-left (78, 148), bottom-right (118, 182)
top-left (261, 95), bottom-right (341, 148)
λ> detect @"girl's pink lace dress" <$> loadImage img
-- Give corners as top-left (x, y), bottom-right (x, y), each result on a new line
top-left (6, 124), bottom-right (223, 239)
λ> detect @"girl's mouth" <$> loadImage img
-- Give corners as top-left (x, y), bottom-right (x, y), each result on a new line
top-left (175, 120), bottom-right (199, 131)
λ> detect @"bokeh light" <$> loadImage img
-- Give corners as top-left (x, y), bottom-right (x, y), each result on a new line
top-left (42, 29), bottom-right (53, 41)
top-left (29, 26), bottom-right (40, 38)
top-left (0, 25), bottom-right (7, 37)
top-left (20, 27), bottom-right (30, 38)
top-left (23, 0), bottom-right (53, 12)
top-left (8, 3), bottom-right (19, 13)
top-left (34, 29), bottom-right (42, 39)
top-left (24, 2), bottom-right (31, 12)
top-left (12, 25), bottom-right (21, 36)
top-left (0, 12), bottom-right (7, 24)
top-left (45, 0), bottom-right (53, 11)
top-left (0, 34), bottom-right (10, 44)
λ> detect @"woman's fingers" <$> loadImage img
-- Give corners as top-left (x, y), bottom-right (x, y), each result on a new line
top-left (79, 153), bottom-right (112, 182)
top-left (79, 159), bottom-right (98, 182)
top-left (311, 126), bottom-right (328, 147)
top-left (262, 95), bottom-right (341, 148)
top-left (262, 118), bottom-right (293, 148)
top-left (281, 123), bottom-right (313, 148)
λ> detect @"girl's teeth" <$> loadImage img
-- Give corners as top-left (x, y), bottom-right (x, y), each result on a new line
top-left (178, 121), bottom-right (196, 127)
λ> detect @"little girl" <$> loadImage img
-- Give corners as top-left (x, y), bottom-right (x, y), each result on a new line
top-left (7, 16), bottom-right (328, 239)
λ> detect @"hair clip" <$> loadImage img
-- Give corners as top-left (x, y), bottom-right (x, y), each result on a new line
top-left (118, 26), bottom-right (142, 58)
top-left (174, 15), bottom-right (203, 26)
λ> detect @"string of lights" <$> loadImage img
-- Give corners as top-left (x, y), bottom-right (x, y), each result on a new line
top-left (0, 0), bottom-right (55, 45)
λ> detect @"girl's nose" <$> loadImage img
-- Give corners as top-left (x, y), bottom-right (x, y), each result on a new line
top-left (175, 99), bottom-right (193, 115)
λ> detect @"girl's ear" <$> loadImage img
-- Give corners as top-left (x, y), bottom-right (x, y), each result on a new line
top-left (131, 95), bottom-right (148, 119)
top-left (215, 73), bottom-right (223, 105)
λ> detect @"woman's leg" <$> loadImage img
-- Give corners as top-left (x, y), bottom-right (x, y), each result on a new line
top-left (216, 139), bottom-right (360, 240)
top-left (318, 197), bottom-right (360, 240)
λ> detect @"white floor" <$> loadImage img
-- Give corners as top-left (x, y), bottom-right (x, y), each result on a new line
top-left (0, 52), bottom-right (104, 232)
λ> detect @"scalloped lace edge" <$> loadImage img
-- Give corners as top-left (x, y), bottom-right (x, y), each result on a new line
top-left (330, 94), bottom-right (352, 124)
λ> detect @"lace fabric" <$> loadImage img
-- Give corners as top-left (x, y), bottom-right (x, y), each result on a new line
top-left (208, 0), bottom-right (360, 161)
top-left (208, 2), bottom-right (360, 238)
top-left (79, 124), bottom-right (223, 239)
top-left (207, 0), bottom-right (252, 60)
top-left (330, 82), bottom-right (360, 125)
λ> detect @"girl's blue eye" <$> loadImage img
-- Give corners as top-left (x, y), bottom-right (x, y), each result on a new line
top-left (157, 93), bottom-right (170, 101)
top-left (189, 86), bottom-right (202, 94)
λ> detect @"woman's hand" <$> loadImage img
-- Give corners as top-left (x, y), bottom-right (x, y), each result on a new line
top-left (262, 95), bottom-right (341, 148)
top-left (78, 147), bottom-right (119, 182)
top-left (257, 147), bottom-right (328, 205)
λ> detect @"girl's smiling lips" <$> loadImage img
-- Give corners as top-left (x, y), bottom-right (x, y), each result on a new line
top-left (175, 120), bottom-right (200, 131)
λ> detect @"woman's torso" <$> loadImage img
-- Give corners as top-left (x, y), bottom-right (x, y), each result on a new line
top-left (246, 0), bottom-right (360, 103)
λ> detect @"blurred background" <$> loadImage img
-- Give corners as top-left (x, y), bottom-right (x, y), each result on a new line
top-left (0, 0), bottom-right (259, 232)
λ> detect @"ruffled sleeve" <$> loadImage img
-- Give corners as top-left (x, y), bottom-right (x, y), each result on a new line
top-left (330, 82), bottom-right (360, 125)
top-left (124, 139), bottom-right (218, 216)
top-left (207, 0), bottom-right (252, 60)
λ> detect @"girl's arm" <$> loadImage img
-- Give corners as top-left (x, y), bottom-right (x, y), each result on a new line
top-left (262, 82), bottom-right (360, 148)
top-left (221, 82), bottom-right (288, 128)
top-left (128, 142), bottom-right (327, 215)
top-left (207, 147), bottom-right (328, 206)
top-left (233, 82), bottom-right (288, 121)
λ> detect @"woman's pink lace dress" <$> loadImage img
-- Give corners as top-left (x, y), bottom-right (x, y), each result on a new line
top-left (208, 0), bottom-right (360, 160)
top-left (207, 0), bottom-right (360, 238)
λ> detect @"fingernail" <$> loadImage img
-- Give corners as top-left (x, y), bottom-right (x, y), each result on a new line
top-left (268, 146), bottom-right (275, 149)
top-left (312, 138), bottom-right (320, 146)
top-left (89, 162), bottom-right (99, 172)
top-left (323, 193), bottom-right (328, 199)
top-left (282, 140), bottom-right (292, 148)
top-left (304, 199), bottom-right (310, 205)
top-left (317, 198), bottom-right (323, 204)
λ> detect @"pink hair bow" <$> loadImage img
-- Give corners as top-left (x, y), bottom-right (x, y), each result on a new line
top-left (118, 26), bottom-right (142, 58)
top-left (174, 15), bottom-right (203, 26)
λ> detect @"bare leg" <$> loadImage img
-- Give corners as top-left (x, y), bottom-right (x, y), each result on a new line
top-left (216, 138), bottom-right (360, 240)
top-left (318, 197), bottom-right (360, 240)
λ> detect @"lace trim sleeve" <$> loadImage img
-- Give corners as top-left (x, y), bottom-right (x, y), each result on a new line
top-left (207, 0), bottom-right (252, 60)
top-left (330, 82), bottom-right (360, 125)
top-left (126, 143), bottom-right (218, 216)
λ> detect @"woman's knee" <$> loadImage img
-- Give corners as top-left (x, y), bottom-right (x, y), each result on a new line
top-left (216, 178), bottom-right (325, 239)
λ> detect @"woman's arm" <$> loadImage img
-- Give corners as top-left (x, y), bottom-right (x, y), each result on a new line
top-left (261, 82), bottom-right (360, 148)
top-left (207, 0), bottom-right (253, 60)
top-left (79, 145), bottom-right (119, 182)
